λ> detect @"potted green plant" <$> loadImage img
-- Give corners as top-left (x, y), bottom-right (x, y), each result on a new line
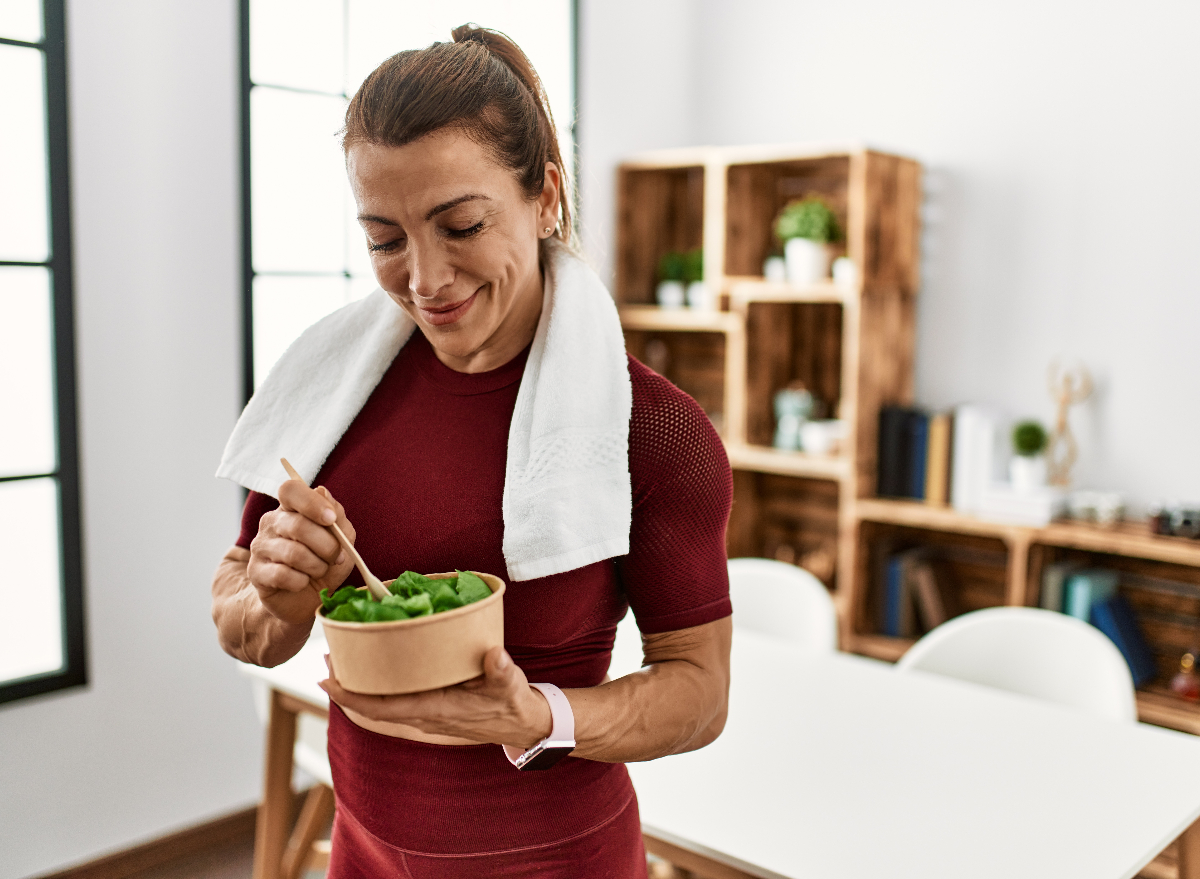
top-left (656, 251), bottom-right (685, 309)
top-left (774, 198), bottom-right (841, 285)
top-left (1010, 419), bottom-right (1048, 493)
top-left (682, 247), bottom-right (711, 309)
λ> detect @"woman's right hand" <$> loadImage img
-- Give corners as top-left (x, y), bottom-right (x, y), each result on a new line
top-left (247, 480), bottom-right (358, 626)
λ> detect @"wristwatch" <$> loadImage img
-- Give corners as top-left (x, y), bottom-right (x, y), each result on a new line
top-left (503, 683), bottom-right (576, 771)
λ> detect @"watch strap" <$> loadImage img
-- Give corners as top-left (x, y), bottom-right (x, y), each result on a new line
top-left (503, 683), bottom-right (576, 770)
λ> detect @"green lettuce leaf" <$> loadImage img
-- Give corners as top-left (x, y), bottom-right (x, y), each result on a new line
top-left (455, 570), bottom-right (491, 605)
top-left (320, 585), bottom-right (362, 613)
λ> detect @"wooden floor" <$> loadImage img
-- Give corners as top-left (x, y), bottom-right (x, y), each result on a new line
top-left (119, 836), bottom-right (325, 879)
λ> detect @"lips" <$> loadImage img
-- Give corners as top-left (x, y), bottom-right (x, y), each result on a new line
top-left (418, 290), bottom-right (479, 327)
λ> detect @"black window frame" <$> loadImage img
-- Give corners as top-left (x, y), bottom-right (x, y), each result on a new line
top-left (0, 0), bottom-right (87, 706)
top-left (238, 0), bottom-right (581, 402)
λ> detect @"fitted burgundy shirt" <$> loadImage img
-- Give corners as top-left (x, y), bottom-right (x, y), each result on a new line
top-left (235, 329), bottom-right (732, 861)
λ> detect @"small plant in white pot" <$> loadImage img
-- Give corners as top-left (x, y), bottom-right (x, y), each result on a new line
top-left (1010, 420), bottom-right (1049, 493)
top-left (774, 198), bottom-right (840, 286)
top-left (655, 251), bottom-right (685, 308)
top-left (682, 247), bottom-right (711, 309)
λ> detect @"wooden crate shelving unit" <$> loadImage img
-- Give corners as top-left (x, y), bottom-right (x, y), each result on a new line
top-left (616, 142), bottom-right (921, 598)
top-left (614, 141), bottom-right (1200, 744)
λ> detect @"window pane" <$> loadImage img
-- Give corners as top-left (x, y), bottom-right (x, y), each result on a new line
top-left (0, 267), bottom-right (56, 478)
top-left (0, 43), bottom-right (49, 263)
top-left (252, 86), bottom-right (350, 274)
top-left (250, 0), bottom-right (344, 94)
top-left (348, 274), bottom-right (379, 303)
top-left (0, 0), bottom-right (42, 43)
top-left (253, 275), bottom-right (351, 387)
top-left (0, 477), bottom-right (64, 683)
top-left (345, 0), bottom-right (574, 165)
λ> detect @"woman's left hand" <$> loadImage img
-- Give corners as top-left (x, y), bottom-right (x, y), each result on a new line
top-left (320, 647), bottom-right (552, 748)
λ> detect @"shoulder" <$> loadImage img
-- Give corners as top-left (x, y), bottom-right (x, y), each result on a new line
top-left (627, 355), bottom-right (730, 490)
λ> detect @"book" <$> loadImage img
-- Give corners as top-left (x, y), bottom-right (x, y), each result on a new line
top-left (978, 484), bottom-right (1067, 526)
top-left (878, 406), bottom-right (913, 498)
top-left (1090, 594), bottom-right (1157, 687)
top-left (1039, 560), bottom-right (1082, 613)
top-left (883, 548), bottom-right (926, 637)
top-left (1063, 569), bottom-right (1119, 621)
top-left (924, 412), bottom-right (952, 506)
top-left (909, 412), bottom-right (929, 500)
top-left (910, 559), bottom-right (948, 631)
top-left (950, 404), bottom-right (1002, 513)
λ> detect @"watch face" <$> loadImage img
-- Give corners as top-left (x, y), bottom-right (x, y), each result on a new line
top-left (518, 745), bottom-right (574, 771)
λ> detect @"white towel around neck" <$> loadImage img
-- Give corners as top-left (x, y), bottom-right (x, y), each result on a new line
top-left (216, 241), bottom-right (633, 582)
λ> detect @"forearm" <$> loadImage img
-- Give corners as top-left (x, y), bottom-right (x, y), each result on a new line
top-left (211, 547), bottom-right (313, 667)
top-left (564, 618), bottom-right (732, 763)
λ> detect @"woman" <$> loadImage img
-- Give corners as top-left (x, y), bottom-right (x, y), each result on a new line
top-left (212, 25), bottom-right (732, 878)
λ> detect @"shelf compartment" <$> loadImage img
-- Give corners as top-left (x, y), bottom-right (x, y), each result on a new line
top-left (615, 165), bottom-right (704, 306)
top-left (618, 305), bottom-right (740, 334)
top-left (725, 442), bottom-right (849, 481)
top-left (727, 277), bottom-right (848, 305)
top-left (744, 300), bottom-right (843, 447)
top-left (845, 633), bottom-right (915, 663)
top-left (624, 327), bottom-right (727, 434)
top-left (728, 472), bottom-right (840, 588)
top-left (724, 155), bottom-right (851, 279)
top-left (854, 518), bottom-right (1011, 641)
top-left (1038, 520), bottom-right (1200, 568)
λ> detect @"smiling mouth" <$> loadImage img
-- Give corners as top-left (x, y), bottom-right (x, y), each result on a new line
top-left (418, 290), bottom-right (479, 327)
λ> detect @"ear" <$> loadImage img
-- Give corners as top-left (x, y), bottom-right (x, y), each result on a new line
top-left (536, 162), bottom-right (561, 235)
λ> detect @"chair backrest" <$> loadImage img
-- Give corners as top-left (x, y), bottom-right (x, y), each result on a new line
top-left (895, 606), bottom-right (1137, 723)
top-left (608, 612), bottom-right (645, 680)
top-left (728, 557), bottom-right (838, 653)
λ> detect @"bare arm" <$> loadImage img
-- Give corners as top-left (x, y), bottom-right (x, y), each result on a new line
top-left (320, 615), bottom-right (732, 763)
top-left (211, 482), bottom-right (356, 667)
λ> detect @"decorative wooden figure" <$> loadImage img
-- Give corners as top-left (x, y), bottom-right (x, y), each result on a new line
top-left (1045, 360), bottom-right (1092, 487)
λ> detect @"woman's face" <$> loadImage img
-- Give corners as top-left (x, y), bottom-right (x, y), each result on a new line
top-left (347, 130), bottom-right (560, 373)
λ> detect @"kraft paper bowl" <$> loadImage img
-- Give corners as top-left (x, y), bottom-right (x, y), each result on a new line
top-left (318, 571), bottom-right (505, 695)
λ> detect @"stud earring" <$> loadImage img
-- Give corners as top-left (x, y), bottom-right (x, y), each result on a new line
top-left (543, 227), bottom-right (552, 235)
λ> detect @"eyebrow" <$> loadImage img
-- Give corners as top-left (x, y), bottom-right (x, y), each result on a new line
top-left (356, 194), bottom-right (491, 227)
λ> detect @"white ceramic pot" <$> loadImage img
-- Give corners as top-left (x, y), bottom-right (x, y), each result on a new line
top-left (686, 281), bottom-right (714, 310)
top-left (832, 256), bottom-right (857, 289)
top-left (656, 280), bottom-right (685, 309)
top-left (1010, 455), bottom-right (1047, 494)
top-left (763, 256), bottom-right (787, 283)
top-left (784, 238), bottom-right (831, 286)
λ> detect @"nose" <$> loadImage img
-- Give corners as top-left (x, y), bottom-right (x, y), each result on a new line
top-left (407, 241), bottom-right (454, 301)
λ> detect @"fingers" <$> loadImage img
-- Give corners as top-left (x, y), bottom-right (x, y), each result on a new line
top-left (279, 478), bottom-right (339, 526)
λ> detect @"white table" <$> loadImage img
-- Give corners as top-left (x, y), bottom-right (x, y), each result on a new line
top-left (629, 630), bottom-right (1200, 879)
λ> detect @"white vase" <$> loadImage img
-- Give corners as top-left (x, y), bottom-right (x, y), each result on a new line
top-left (763, 256), bottom-right (787, 283)
top-left (1009, 455), bottom-right (1047, 494)
top-left (656, 280), bottom-right (685, 309)
top-left (784, 238), bottom-right (831, 286)
top-left (686, 281), bottom-right (713, 310)
top-left (832, 256), bottom-right (857, 289)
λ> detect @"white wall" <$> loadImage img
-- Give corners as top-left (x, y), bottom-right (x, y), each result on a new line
top-left (0, 2), bottom-right (261, 876)
top-left (580, 0), bottom-right (1200, 510)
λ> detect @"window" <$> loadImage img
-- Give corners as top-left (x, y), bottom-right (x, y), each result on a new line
top-left (0, 0), bottom-right (85, 704)
top-left (242, 0), bottom-right (577, 396)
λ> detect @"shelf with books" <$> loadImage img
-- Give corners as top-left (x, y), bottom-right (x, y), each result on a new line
top-left (618, 305), bottom-right (741, 334)
top-left (725, 442), bottom-right (850, 481)
top-left (726, 277), bottom-right (847, 305)
top-left (1038, 520), bottom-right (1200, 568)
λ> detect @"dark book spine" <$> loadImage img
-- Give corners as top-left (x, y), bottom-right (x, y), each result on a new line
top-left (878, 406), bottom-right (911, 498)
top-left (908, 411), bottom-right (929, 500)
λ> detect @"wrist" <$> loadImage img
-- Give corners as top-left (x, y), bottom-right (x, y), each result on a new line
top-left (520, 684), bottom-right (555, 748)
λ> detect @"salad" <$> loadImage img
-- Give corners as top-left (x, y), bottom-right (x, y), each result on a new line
top-left (319, 570), bottom-right (493, 623)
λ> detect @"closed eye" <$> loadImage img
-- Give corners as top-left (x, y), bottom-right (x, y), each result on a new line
top-left (446, 221), bottom-right (485, 239)
top-left (368, 239), bottom-right (403, 253)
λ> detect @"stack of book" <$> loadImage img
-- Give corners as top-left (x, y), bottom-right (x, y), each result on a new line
top-left (879, 547), bottom-right (951, 638)
top-left (1039, 563), bottom-right (1157, 687)
top-left (876, 404), bottom-right (1064, 525)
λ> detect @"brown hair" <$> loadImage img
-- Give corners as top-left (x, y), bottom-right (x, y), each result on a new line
top-left (343, 24), bottom-right (571, 243)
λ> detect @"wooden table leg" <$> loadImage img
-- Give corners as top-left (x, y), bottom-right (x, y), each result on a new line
top-left (253, 689), bottom-right (299, 879)
top-left (1178, 816), bottom-right (1200, 879)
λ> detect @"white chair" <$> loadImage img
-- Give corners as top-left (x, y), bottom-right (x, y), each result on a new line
top-left (895, 606), bottom-right (1137, 723)
top-left (728, 557), bottom-right (838, 653)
